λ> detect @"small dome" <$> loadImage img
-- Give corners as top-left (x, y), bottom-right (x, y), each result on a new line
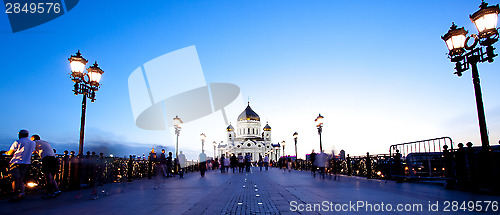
top-left (226, 124), bottom-right (234, 131)
top-left (237, 103), bottom-right (260, 121)
top-left (263, 123), bottom-right (271, 131)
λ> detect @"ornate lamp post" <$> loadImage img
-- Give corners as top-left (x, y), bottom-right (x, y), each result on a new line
top-left (315, 114), bottom-right (324, 153)
top-left (173, 116), bottom-right (183, 157)
top-left (274, 144), bottom-right (280, 161)
top-left (200, 133), bottom-right (206, 153)
top-left (293, 132), bottom-right (298, 159)
top-left (213, 141), bottom-right (217, 158)
top-left (68, 50), bottom-right (104, 157)
top-left (441, 1), bottom-right (499, 149)
top-left (282, 141), bottom-right (286, 156)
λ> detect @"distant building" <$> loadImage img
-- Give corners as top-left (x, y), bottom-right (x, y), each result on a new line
top-left (216, 102), bottom-right (276, 162)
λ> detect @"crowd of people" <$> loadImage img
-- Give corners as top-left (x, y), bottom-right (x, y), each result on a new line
top-left (200, 153), bottom-right (271, 176)
top-left (3, 129), bottom-right (337, 202)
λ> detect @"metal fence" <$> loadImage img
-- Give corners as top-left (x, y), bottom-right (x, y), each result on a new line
top-left (0, 154), bottom-right (200, 199)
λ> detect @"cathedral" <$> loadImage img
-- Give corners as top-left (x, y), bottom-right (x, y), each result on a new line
top-left (216, 103), bottom-right (279, 162)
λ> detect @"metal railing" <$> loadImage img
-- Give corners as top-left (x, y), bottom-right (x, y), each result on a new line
top-left (389, 137), bottom-right (453, 157)
top-left (0, 154), bottom-right (200, 199)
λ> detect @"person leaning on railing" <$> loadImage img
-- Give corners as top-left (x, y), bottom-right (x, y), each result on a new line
top-left (31, 134), bottom-right (61, 198)
top-left (5, 129), bottom-right (36, 201)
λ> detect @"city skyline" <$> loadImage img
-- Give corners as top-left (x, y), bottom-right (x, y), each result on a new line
top-left (1, 0), bottom-right (499, 160)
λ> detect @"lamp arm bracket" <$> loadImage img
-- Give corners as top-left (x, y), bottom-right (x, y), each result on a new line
top-left (465, 35), bottom-right (479, 50)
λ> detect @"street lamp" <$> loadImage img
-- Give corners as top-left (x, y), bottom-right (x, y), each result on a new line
top-left (213, 141), bottom-right (217, 158)
top-left (274, 144), bottom-right (280, 161)
top-left (293, 132), bottom-right (298, 159)
top-left (173, 115), bottom-right (183, 157)
top-left (442, 1), bottom-right (499, 149)
top-left (282, 141), bottom-right (286, 156)
top-left (200, 133), bottom-right (206, 153)
top-left (315, 114), bottom-right (324, 153)
top-left (68, 50), bottom-right (104, 157)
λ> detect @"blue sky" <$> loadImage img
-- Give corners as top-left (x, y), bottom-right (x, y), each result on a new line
top-left (1, 0), bottom-right (499, 160)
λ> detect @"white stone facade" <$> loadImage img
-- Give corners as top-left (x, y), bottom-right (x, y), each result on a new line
top-left (216, 103), bottom-right (276, 162)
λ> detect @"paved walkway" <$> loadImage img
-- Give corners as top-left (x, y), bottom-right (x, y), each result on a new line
top-left (2, 168), bottom-right (500, 215)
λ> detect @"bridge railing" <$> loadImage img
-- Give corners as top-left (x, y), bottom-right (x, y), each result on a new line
top-left (389, 137), bottom-right (453, 158)
top-left (0, 154), bottom-right (200, 198)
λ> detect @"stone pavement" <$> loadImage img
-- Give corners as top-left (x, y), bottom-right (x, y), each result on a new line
top-left (2, 167), bottom-right (500, 215)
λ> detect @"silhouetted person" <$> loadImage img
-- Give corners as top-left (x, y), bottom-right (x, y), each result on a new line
top-left (223, 155), bottom-right (230, 173)
top-left (166, 152), bottom-right (173, 177)
top-left (316, 151), bottom-right (327, 179)
top-left (159, 149), bottom-right (167, 176)
top-left (220, 155), bottom-right (226, 173)
top-left (264, 155), bottom-right (269, 171)
top-left (61, 150), bottom-right (70, 190)
top-left (199, 151), bottom-right (207, 177)
top-left (69, 150), bottom-right (80, 190)
top-left (238, 154), bottom-right (244, 172)
top-left (6, 130), bottom-right (36, 201)
top-left (230, 154), bottom-right (237, 173)
top-left (245, 154), bottom-right (251, 172)
top-left (455, 143), bottom-right (467, 187)
top-left (127, 155), bottom-right (134, 182)
top-left (178, 151), bottom-right (187, 178)
top-left (32, 134), bottom-right (61, 198)
top-left (310, 150), bottom-right (317, 177)
top-left (258, 155), bottom-right (263, 171)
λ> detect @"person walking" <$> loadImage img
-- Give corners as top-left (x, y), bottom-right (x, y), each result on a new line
top-left (310, 150), bottom-right (317, 177)
top-left (287, 156), bottom-right (292, 172)
top-left (159, 149), bottom-right (167, 177)
top-left (316, 151), bottom-right (327, 179)
top-left (32, 134), bottom-right (61, 198)
top-left (178, 151), bottom-right (187, 178)
top-left (220, 155), bottom-right (226, 173)
top-left (230, 154), bottom-right (237, 173)
top-left (199, 150), bottom-right (207, 177)
top-left (258, 156), bottom-right (263, 171)
top-left (245, 154), bottom-right (251, 172)
top-left (264, 155), bottom-right (269, 171)
top-left (238, 154), bottom-right (244, 172)
top-left (166, 152), bottom-right (173, 177)
top-left (6, 130), bottom-right (36, 201)
top-left (223, 155), bottom-right (230, 173)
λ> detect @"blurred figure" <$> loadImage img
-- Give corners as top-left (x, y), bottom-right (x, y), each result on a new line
top-left (264, 155), bottom-right (269, 171)
top-left (258, 155), bottom-right (263, 171)
top-left (315, 151), bottom-right (328, 180)
top-left (68, 150), bottom-right (80, 191)
top-left (178, 151), bottom-right (187, 178)
top-left (60, 150), bottom-right (70, 190)
top-left (310, 150), bottom-right (317, 177)
top-left (159, 149), bottom-right (167, 177)
top-left (287, 156), bottom-right (292, 172)
top-left (238, 154), bottom-right (244, 172)
top-left (166, 152), bottom-right (173, 177)
top-left (127, 155), bottom-right (134, 182)
top-left (6, 129), bottom-right (36, 201)
top-left (220, 155), bottom-right (225, 173)
top-left (230, 154), bottom-right (237, 173)
top-left (199, 150), bottom-right (207, 177)
top-left (245, 154), bottom-right (251, 172)
top-left (31, 134), bottom-right (61, 198)
top-left (223, 155), bottom-right (230, 173)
